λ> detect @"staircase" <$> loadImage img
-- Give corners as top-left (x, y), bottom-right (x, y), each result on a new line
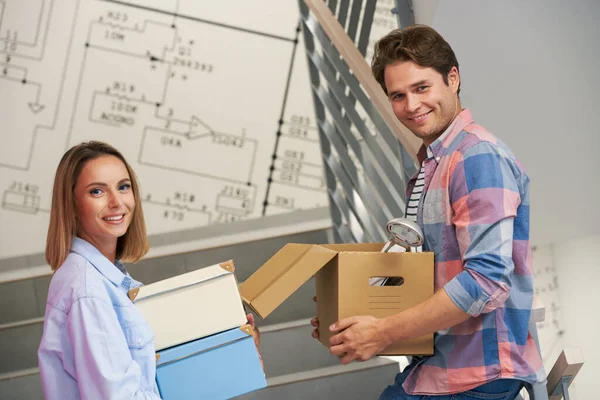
top-left (1, 0), bottom-right (415, 397)
top-left (0, 227), bottom-right (400, 400)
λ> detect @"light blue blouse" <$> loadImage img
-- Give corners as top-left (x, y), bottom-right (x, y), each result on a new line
top-left (38, 237), bottom-right (161, 399)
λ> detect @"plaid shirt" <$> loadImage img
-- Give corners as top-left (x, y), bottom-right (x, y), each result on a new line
top-left (402, 109), bottom-right (546, 395)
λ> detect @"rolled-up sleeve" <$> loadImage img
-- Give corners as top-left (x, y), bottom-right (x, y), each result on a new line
top-left (67, 297), bottom-right (161, 399)
top-left (444, 142), bottom-right (522, 317)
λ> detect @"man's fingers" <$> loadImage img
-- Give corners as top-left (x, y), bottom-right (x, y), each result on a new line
top-left (312, 329), bottom-right (319, 339)
top-left (340, 352), bottom-right (357, 365)
top-left (329, 316), bottom-right (357, 332)
top-left (310, 317), bottom-right (319, 327)
top-left (329, 332), bottom-right (345, 346)
top-left (329, 343), bottom-right (347, 357)
top-left (312, 296), bottom-right (317, 303)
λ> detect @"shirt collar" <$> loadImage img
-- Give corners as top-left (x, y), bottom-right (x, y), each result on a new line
top-left (417, 108), bottom-right (474, 164)
top-left (70, 237), bottom-right (141, 291)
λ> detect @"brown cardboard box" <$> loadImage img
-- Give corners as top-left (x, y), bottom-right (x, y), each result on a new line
top-left (239, 242), bottom-right (434, 356)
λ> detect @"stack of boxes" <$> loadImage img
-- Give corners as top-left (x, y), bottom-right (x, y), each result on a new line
top-left (129, 260), bottom-right (266, 399)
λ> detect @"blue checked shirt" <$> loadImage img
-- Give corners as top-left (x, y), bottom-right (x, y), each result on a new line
top-left (401, 109), bottom-right (545, 395)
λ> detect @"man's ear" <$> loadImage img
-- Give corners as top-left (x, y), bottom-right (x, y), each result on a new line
top-left (447, 66), bottom-right (460, 92)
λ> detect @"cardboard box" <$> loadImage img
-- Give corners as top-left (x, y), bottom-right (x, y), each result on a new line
top-left (156, 324), bottom-right (266, 400)
top-left (129, 261), bottom-right (247, 351)
top-left (239, 243), bottom-right (434, 355)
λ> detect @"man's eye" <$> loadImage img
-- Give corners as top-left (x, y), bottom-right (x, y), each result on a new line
top-left (416, 86), bottom-right (428, 92)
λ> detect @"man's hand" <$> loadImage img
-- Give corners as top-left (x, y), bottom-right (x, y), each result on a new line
top-left (310, 296), bottom-right (320, 339)
top-left (329, 316), bottom-right (391, 365)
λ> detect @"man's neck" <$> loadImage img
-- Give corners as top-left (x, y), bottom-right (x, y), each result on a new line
top-left (423, 120), bottom-right (454, 148)
top-left (422, 103), bottom-right (463, 148)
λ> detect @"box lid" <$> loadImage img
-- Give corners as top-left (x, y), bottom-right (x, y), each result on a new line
top-left (128, 261), bottom-right (235, 303)
top-left (156, 324), bottom-right (254, 367)
top-left (238, 244), bottom-right (337, 318)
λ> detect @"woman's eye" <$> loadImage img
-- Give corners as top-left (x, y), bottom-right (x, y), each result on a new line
top-left (119, 184), bottom-right (131, 191)
top-left (90, 188), bottom-right (102, 196)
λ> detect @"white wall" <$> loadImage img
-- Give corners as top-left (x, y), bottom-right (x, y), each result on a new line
top-left (415, 3), bottom-right (600, 397)
top-left (428, 0), bottom-right (600, 246)
top-left (553, 235), bottom-right (600, 400)
top-left (531, 244), bottom-right (565, 374)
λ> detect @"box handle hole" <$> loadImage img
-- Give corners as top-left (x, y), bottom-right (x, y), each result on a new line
top-left (369, 276), bottom-right (405, 286)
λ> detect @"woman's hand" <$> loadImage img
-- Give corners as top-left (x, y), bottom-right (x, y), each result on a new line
top-left (311, 296), bottom-right (319, 339)
top-left (246, 313), bottom-right (261, 347)
top-left (246, 313), bottom-right (263, 369)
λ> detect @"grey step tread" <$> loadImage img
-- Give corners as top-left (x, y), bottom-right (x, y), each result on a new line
top-left (0, 229), bottom-right (330, 326)
top-left (0, 367), bottom-right (39, 381)
top-left (0, 368), bottom-right (42, 400)
top-left (259, 319), bottom-right (343, 377)
top-left (1, 359), bottom-right (399, 400)
top-left (0, 321), bottom-right (43, 374)
top-left (0, 318), bottom-right (339, 378)
top-left (266, 357), bottom-right (397, 387)
top-left (234, 357), bottom-right (399, 400)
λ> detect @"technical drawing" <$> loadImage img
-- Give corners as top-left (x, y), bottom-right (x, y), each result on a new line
top-left (2, 189), bottom-right (41, 214)
top-left (142, 190), bottom-right (213, 231)
top-left (87, 18), bottom-right (176, 61)
top-left (0, 0), bottom-right (54, 60)
top-left (187, 116), bottom-right (211, 138)
top-left (0, 0), bottom-right (331, 262)
top-left (139, 126), bottom-right (258, 185)
top-left (0, 75), bottom-right (42, 169)
top-left (0, 0), bottom-right (52, 168)
top-left (0, 0), bottom-right (78, 171)
top-left (216, 183), bottom-right (256, 217)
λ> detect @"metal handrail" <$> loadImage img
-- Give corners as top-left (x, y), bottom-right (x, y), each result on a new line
top-left (299, 0), bottom-right (417, 243)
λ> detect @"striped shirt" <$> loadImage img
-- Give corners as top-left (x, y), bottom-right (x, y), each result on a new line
top-left (405, 165), bottom-right (424, 222)
top-left (405, 123), bottom-right (452, 222)
top-left (402, 109), bottom-right (545, 395)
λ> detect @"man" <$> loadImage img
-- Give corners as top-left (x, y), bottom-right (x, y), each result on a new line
top-left (311, 25), bottom-right (545, 399)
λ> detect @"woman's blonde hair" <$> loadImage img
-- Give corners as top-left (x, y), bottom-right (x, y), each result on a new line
top-left (45, 141), bottom-right (149, 271)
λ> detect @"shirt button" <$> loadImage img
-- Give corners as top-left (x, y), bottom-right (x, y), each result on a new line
top-left (138, 338), bottom-right (143, 345)
top-left (435, 156), bottom-right (441, 162)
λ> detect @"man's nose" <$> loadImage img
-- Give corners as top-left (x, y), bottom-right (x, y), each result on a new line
top-left (405, 94), bottom-right (420, 113)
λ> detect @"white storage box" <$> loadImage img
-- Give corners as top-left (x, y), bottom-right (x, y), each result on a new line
top-left (128, 261), bottom-right (247, 351)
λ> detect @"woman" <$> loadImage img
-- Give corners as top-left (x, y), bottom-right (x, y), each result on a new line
top-left (38, 141), bottom-right (260, 399)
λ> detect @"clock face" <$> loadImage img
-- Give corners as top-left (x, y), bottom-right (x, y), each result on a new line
top-left (388, 221), bottom-right (423, 247)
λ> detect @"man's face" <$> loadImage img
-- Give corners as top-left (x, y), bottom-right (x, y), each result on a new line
top-left (384, 61), bottom-right (460, 147)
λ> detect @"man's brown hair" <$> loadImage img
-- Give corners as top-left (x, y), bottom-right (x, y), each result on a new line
top-left (371, 24), bottom-right (460, 95)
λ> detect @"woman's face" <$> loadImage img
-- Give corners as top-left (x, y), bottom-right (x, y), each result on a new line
top-left (74, 155), bottom-right (135, 253)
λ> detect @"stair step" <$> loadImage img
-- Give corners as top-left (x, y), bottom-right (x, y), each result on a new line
top-left (259, 319), bottom-right (342, 378)
top-left (0, 320), bottom-right (43, 374)
top-left (0, 368), bottom-right (42, 400)
top-left (1, 358), bottom-right (400, 400)
top-left (0, 228), bottom-right (330, 326)
top-left (0, 317), bottom-right (339, 379)
top-left (234, 357), bottom-right (399, 400)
